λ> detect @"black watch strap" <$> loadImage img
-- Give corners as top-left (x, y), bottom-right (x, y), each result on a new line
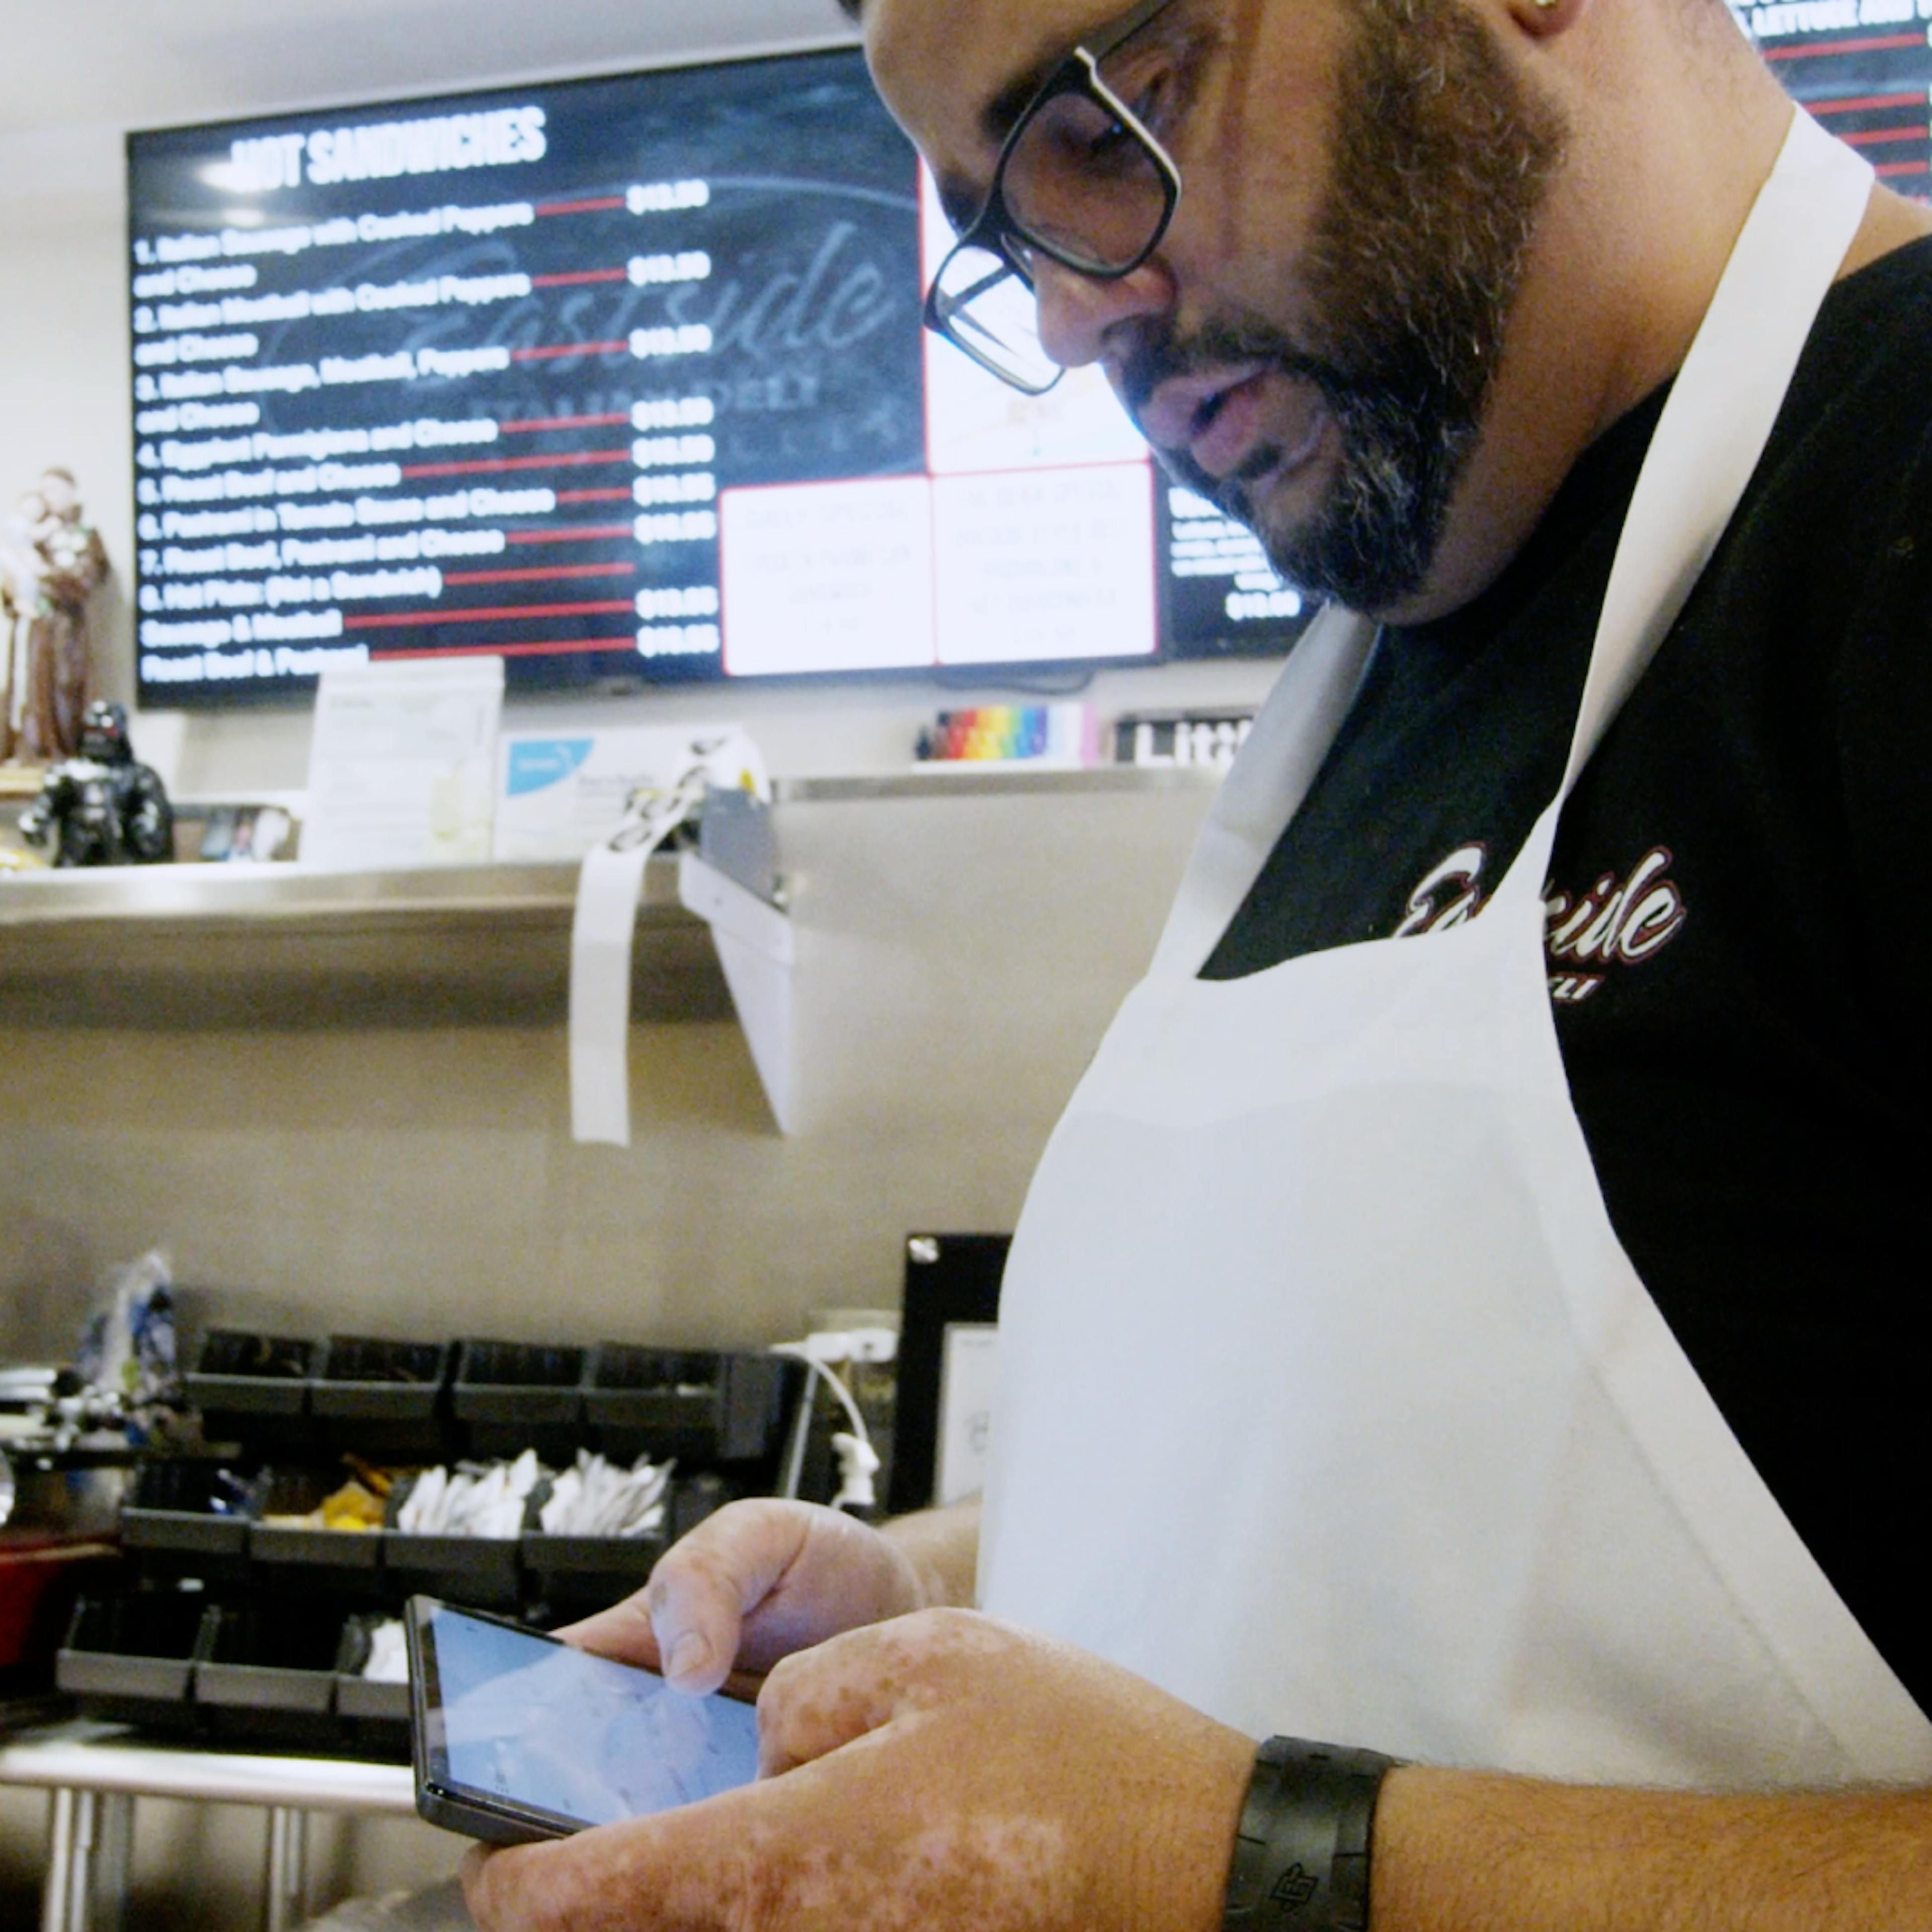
top-left (1222, 1736), bottom-right (1402, 1932)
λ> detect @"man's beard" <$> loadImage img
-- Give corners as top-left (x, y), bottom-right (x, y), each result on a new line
top-left (1127, 0), bottom-right (1566, 613)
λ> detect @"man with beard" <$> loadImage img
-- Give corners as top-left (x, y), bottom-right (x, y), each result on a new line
top-left (465, 0), bottom-right (1932, 1926)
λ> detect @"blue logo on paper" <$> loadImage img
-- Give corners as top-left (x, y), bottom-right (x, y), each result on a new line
top-left (506, 739), bottom-right (593, 796)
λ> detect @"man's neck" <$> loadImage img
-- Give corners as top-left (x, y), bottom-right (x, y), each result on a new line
top-left (1378, 0), bottom-right (1849, 626)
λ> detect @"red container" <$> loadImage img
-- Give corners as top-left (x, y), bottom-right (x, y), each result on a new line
top-left (1, 1533), bottom-right (121, 1674)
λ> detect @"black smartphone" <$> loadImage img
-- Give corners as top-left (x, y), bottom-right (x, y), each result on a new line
top-left (405, 1595), bottom-right (761, 1844)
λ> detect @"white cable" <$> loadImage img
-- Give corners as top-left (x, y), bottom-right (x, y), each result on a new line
top-left (770, 1340), bottom-right (876, 1510)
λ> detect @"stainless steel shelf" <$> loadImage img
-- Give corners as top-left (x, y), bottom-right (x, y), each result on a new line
top-left (0, 771), bottom-right (1191, 1063)
top-left (775, 764), bottom-right (1225, 803)
top-left (0, 855), bottom-right (725, 1030)
top-left (0, 855), bottom-right (681, 928)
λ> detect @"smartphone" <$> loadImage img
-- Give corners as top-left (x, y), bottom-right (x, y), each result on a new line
top-left (406, 1595), bottom-right (761, 1844)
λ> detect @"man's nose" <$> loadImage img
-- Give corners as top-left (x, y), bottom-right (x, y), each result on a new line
top-left (1032, 252), bottom-right (1176, 371)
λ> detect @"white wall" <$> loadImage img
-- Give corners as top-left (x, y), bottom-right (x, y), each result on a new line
top-left (0, 128), bottom-right (137, 709)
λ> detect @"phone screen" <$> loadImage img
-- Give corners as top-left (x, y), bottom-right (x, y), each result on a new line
top-left (410, 1597), bottom-right (760, 1836)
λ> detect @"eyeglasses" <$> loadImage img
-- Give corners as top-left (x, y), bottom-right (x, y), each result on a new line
top-left (923, 0), bottom-right (1186, 395)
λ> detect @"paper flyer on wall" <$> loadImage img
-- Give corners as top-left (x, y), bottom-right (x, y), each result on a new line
top-left (302, 655), bottom-right (503, 869)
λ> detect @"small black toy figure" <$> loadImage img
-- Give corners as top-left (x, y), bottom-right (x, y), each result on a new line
top-left (19, 700), bottom-right (174, 867)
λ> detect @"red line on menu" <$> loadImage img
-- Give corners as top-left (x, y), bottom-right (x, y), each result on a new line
top-left (501, 412), bottom-right (631, 433)
top-left (371, 636), bottom-right (636, 660)
top-left (399, 451), bottom-right (630, 479)
top-left (505, 523), bottom-right (633, 543)
top-left (1877, 157), bottom-right (1930, 176)
top-left (1842, 123), bottom-right (1927, 145)
top-left (531, 269), bottom-right (628, 287)
top-left (344, 599), bottom-right (634, 628)
top-left (1762, 31), bottom-right (1924, 58)
top-left (556, 488), bottom-right (632, 503)
top-left (536, 197), bottom-right (626, 216)
top-left (513, 340), bottom-right (630, 361)
top-left (1810, 91), bottom-right (1924, 113)
top-left (441, 562), bottom-right (634, 586)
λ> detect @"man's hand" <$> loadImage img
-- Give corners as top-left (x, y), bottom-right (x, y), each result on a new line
top-left (559, 1497), bottom-right (978, 1694)
top-left (462, 1607), bottom-right (1255, 1932)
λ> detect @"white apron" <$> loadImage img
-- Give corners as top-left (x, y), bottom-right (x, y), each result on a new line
top-left (980, 110), bottom-right (1932, 1789)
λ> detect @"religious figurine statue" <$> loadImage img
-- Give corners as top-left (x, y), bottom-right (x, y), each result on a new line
top-left (19, 701), bottom-right (174, 867)
top-left (0, 468), bottom-right (106, 764)
top-left (0, 489), bottom-right (42, 764)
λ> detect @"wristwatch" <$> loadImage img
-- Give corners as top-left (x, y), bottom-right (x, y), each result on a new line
top-left (1222, 1736), bottom-right (1402, 1932)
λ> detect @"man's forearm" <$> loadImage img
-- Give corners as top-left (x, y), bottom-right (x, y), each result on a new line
top-left (1373, 1764), bottom-right (1932, 1930)
top-left (882, 1497), bottom-right (981, 1609)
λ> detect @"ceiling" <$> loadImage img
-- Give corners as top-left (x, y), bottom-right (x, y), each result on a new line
top-left (1, 0), bottom-right (857, 229)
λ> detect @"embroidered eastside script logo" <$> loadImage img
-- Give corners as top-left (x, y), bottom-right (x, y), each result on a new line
top-left (1393, 841), bottom-right (1687, 1004)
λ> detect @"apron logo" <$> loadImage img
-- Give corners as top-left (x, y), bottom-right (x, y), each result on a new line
top-left (1394, 842), bottom-right (1688, 1004)
top-left (1392, 843), bottom-right (1488, 936)
top-left (1544, 846), bottom-right (1687, 1002)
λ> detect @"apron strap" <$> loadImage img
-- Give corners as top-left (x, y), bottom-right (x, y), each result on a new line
top-left (1150, 604), bottom-right (1377, 980)
top-left (1558, 109), bottom-right (1874, 799)
top-left (1154, 107), bottom-right (1874, 953)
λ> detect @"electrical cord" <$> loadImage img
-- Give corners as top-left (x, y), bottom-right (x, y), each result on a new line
top-left (770, 1340), bottom-right (880, 1510)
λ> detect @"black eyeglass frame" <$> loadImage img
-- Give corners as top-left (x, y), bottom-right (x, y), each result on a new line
top-left (922, 0), bottom-right (1187, 394)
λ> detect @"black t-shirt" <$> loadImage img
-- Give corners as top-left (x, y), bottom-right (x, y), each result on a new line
top-left (1205, 236), bottom-right (1932, 1713)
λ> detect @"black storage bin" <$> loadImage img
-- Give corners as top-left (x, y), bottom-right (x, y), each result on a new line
top-left (56, 1590), bottom-right (216, 1733)
top-left (248, 1467), bottom-right (384, 1594)
top-left (452, 1340), bottom-right (587, 1460)
top-left (519, 1527), bottom-right (666, 1611)
top-left (587, 1346), bottom-right (800, 1464)
top-left (196, 1600), bottom-right (342, 1749)
top-left (381, 1531), bottom-right (523, 1612)
top-left (120, 1461), bottom-right (253, 1581)
top-left (185, 1331), bottom-right (317, 1452)
top-left (334, 1614), bottom-right (411, 1760)
top-left (312, 1336), bottom-right (454, 1462)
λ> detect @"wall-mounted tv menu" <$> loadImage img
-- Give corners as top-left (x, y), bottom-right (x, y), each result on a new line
top-left (1737, 0), bottom-right (1931, 199)
top-left (126, 48), bottom-right (1309, 706)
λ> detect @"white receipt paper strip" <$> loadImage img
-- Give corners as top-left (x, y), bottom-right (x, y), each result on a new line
top-left (570, 841), bottom-right (653, 1146)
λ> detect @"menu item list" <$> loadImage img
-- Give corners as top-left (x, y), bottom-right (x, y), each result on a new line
top-left (129, 54), bottom-right (929, 702)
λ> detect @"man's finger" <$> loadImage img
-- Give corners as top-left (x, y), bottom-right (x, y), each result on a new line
top-left (756, 1643), bottom-right (900, 1778)
top-left (464, 1820), bottom-right (684, 1932)
top-left (554, 1589), bottom-right (662, 1670)
top-left (646, 1503), bottom-right (815, 1691)
top-left (463, 1839), bottom-right (579, 1932)
top-left (461, 1771), bottom-right (789, 1932)
top-left (754, 1608), bottom-right (992, 1776)
top-left (563, 1500), bottom-right (811, 1688)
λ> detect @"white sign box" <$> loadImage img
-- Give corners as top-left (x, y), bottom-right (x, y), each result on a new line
top-left (718, 475), bottom-right (935, 676)
top-left (495, 725), bottom-right (767, 862)
top-left (933, 463), bottom-right (1157, 665)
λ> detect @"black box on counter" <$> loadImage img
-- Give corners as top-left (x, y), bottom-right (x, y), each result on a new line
top-left (183, 1331), bottom-right (318, 1453)
top-left (452, 1340), bottom-right (588, 1462)
top-left (586, 1346), bottom-right (798, 1464)
top-left (312, 1336), bottom-right (454, 1463)
top-left (57, 1590), bottom-right (215, 1733)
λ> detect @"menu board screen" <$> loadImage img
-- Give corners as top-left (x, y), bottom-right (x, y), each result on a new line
top-left (127, 49), bottom-right (1308, 707)
top-left (1740, 1), bottom-right (1931, 192)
